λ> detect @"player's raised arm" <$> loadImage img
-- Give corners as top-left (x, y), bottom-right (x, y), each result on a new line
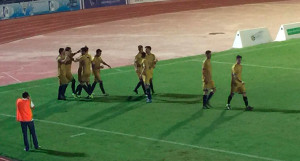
top-left (102, 61), bottom-right (111, 69)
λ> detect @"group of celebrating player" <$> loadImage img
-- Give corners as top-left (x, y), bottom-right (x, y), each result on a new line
top-left (57, 45), bottom-right (158, 103)
top-left (57, 45), bottom-right (252, 109)
top-left (57, 46), bottom-right (111, 100)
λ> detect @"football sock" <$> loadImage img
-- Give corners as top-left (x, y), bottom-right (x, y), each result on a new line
top-left (243, 96), bottom-right (249, 107)
top-left (147, 88), bottom-right (152, 100)
top-left (82, 85), bottom-right (90, 95)
top-left (150, 79), bottom-right (154, 93)
top-left (61, 84), bottom-right (68, 97)
top-left (75, 84), bottom-right (82, 95)
top-left (58, 85), bottom-right (63, 99)
top-left (207, 92), bottom-right (214, 102)
top-left (203, 95), bottom-right (207, 106)
top-left (134, 81), bottom-right (141, 92)
top-left (71, 79), bottom-right (76, 94)
top-left (141, 79), bottom-right (146, 94)
top-left (91, 82), bottom-right (97, 94)
top-left (99, 81), bottom-right (106, 94)
top-left (227, 95), bottom-right (233, 104)
top-left (87, 84), bottom-right (92, 95)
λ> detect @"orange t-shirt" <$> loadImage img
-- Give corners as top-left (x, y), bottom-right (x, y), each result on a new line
top-left (16, 99), bottom-right (34, 122)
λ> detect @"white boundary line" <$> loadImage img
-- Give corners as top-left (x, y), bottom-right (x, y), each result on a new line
top-left (2, 72), bottom-right (22, 83)
top-left (70, 133), bottom-right (86, 138)
top-left (0, 113), bottom-right (284, 161)
top-left (211, 61), bottom-right (300, 71)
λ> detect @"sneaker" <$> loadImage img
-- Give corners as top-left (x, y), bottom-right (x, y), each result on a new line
top-left (203, 105), bottom-right (209, 109)
top-left (24, 148), bottom-right (29, 152)
top-left (206, 102), bottom-right (213, 108)
top-left (88, 94), bottom-right (94, 99)
top-left (146, 98), bottom-right (152, 103)
top-left (245, 106), bottom-right (253, 111)
top-left (133, 90), bottom-right (138, 94)
top-left (226, 104), bottom-right (231, 110)
top-left (103, 93), bottom-right (109, 96)
top-left (72, 93), bottom-right (77, 98)
top-left (35, 146), bottom-right (41, 150)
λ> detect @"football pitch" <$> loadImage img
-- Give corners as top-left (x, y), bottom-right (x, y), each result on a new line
top-left (1, 39), bottom-right (300, 161)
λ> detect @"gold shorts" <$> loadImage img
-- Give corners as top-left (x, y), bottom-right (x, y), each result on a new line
top-left (81, 72), bottom-right (91, 83)
top-left (203, 81), bottom-right (215, 91)
top-left (144, 70), bottom-right (152, 84)
top-left (93, 70), bottom-right (101, 82)
top-left (149, 68), bottom-right (154, 79)
top-left (231, 82), bottom-right (246, 94)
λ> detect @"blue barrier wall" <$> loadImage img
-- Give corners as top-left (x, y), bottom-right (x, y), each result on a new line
top-left (0, 0), bottom-right (81, 20)
top-left (83, 0), bottom-right (126, 9)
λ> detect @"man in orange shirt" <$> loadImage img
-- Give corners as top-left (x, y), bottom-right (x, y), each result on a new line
top-left (16, 92), bottom-right (39, 151)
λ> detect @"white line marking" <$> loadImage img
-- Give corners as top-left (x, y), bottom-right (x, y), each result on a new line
top-left (211, 61), bottom-right (300, 71)
top-left (70, 133), bottom-right (86, 138)
top-left (2, 72), bottom-right (22, 83)
top-left (113, 68), bottom-right (123, 72)
top-left (0, 114), bottom-right (284, 161)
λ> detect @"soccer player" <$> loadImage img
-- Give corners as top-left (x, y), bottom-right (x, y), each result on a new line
top-left (202, 50), bottom-right (216, 109)
top-left (133, 45), bottom-right (146, 94)
top-left (226, 55), bottom-right (253, 111)
top-left (74, 47), bottom-right (93, 98)
top-left (63, 47), bottom-right (80, 96)
top-left (145, 46), bottom-right (158, 94)
top-left (140, 52), bottom-right (152, 103)
top-left (56, 48), bottom-right (69, 100)
top-left (90, 49), bottom-right (111, 95)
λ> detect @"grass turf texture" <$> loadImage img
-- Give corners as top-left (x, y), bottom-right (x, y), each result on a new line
top-left (1, 39), bottom-right (300, 161)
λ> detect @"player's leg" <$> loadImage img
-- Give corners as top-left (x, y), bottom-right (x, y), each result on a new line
top-left (203, 89), bottom-right (209, 109)
top-left (242, 92), bottom-right (253, 111)
top-left (145, 72), bottom-right (152, 103)
top-left (149, 69), bottom-right (155, 93)
top-left (20, 122), bottom-right (29, 151)
top-left (134, 80), bottom-right (141, 94)
top-left (206, 88), bottom-right (216, 107)
top-left (91, 81), bottom-right (97, 94)
top-left (226, 92), bottom-right (234, 110)
top-left (99, 80), bottom-right (107, 95)
top-left (150, 78), bottom-right (155, 94)
top-left (28, 121), bottom-right (39, 149)
top-left (75, 83), bottom-right (83, 97)
top-left (71, 78), bottom-right (76, 94)
top-left (61, 83), bottom-right (68, 99)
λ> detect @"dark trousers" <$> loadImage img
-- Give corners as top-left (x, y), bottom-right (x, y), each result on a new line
top-left (20, 121), bottom-right (39, 150)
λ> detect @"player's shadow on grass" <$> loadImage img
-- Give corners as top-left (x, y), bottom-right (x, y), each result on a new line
top-left (232, 107), bottom-right (300, 114)
top-left (192, 110), bottom-right (243, 144)
top-left (158, 110), bottom-right (204, 140)
top-left (32, 148), bottom-right (87, 157)
top-left (80, 96), bottom-right (145, 126)
top-left (154, 93), bottom-right (202, 104)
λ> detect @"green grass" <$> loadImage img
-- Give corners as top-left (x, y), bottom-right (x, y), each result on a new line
top-left (1, 39), bottom-right (300, 161)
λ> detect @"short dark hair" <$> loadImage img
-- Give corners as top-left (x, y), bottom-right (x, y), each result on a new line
top-left (145, 46), bottom-right (151, 50)
top-left (96, 49), bottom-right (102, 53)
top-left (81, 47), bottom-right (87, 52)
top-left (205, 50), bottom-right (211, 55)
top-left (141, 52), bottom-right (146, 58)
top-left (22, 92), bottom-right (29, 98)
top-left (138, 45), bottom-right (143, 48)
top-left (236, 55), bottom-right (242, 59)
top-left (59, 48), bottom-right (64, 54)
top-left (65, 47), bottom-right (71, 51)
top-left (84, 46), bottom-right (89, 51)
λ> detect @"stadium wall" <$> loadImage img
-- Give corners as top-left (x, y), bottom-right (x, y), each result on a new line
top-left (0, 0), bottom-right (81, 20)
